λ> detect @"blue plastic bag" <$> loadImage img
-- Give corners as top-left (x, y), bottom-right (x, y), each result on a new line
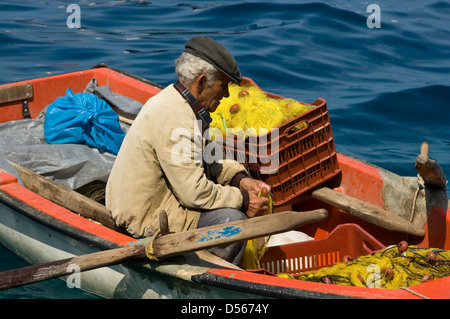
top-left (44, 88), bottom-right (125, 155)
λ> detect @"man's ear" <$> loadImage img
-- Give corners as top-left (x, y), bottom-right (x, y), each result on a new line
top-left (197, 74), bottom-right (207, 95)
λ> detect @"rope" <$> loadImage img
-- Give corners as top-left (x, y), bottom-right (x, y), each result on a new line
top-left (399, 287), bottom-right (430, 299)
top-left (410, 174), bottom-right (425, 223)
top-left (145, 229), bottom-right (162, 261)
top-left (144, 228), bottom-right (177, 261)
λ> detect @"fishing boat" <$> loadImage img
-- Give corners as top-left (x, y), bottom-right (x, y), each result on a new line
top-left (0, 65), bottom-right (448, 299)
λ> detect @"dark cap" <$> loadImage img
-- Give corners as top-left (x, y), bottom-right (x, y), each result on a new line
top-left (184, 36), bottom-right (242, 85)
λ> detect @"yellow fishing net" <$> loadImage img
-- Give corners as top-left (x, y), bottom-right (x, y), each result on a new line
top-left (277, 242), bottom-right (450, 289)
top-left (240, 189), bottom-right (274, 270)
top-left (210, 84), bottom-right (313, 140)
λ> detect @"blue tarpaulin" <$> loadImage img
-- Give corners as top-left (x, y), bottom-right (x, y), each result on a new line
top-left (44, 88), bottom-right (125, 155)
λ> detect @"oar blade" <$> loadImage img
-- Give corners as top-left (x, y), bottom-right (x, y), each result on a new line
top-left (0, 245), bottom-right (146, 291)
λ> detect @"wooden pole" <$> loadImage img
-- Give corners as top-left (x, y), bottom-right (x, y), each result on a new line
top-left (0, 246), bottom-right (146, 291)
top-left (0, 209), bottom-right (328, 291)
top-left (8, 161), bottom-right (119, 231)
top-left (310, 186), bottom-right (425, 237)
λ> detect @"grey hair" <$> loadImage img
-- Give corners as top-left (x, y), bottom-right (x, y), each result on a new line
top-left (175, 52), bottom-right (220, 86)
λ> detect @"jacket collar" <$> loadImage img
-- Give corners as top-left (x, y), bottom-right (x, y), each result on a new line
top-left (173, 80), bottom-right (212, 133)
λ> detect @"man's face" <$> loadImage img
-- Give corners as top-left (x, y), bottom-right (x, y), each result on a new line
top-left (197, 73), bottom-right (230, 113)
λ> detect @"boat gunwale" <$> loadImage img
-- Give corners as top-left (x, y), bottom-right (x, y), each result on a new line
top-left (0, 185), bottom-right (121, 252)
top-left (192, 271), bottom-right (357, 299)
top-left (201, 266), bottom-right (450, 299)
top-left (0, 172), bottom-right (135, 247)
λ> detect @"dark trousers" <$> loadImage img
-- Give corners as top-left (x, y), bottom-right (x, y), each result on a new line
top-left (198, 208), bottom-right (247, 265)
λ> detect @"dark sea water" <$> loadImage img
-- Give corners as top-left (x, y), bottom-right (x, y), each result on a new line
top-left (0, 0), bottom-right (449, 298)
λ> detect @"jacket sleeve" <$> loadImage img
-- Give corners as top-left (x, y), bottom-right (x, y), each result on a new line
top-left (153, 119), bottom-right (244, 211)
top-left (204, 140), bottom-right (249, 185)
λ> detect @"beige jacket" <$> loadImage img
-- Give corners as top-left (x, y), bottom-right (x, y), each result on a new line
top-left (106, 84), bottom-right (247, 238)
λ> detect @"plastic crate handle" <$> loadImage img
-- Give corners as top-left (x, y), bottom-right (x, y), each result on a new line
top-left (283, 120), bottom-right (309, 138)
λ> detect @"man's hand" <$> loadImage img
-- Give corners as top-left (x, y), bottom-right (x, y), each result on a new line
top-left (239, 178), bottom-right (271, 218)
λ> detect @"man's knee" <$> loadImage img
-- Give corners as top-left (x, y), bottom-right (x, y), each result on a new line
top-left (219, 208), bottom-right (247, 223)
top-left (198, 208), bottom-right (246, 228)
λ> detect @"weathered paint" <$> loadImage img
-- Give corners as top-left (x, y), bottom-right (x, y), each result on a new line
top-left (198, 226), bottom-right (243, 242)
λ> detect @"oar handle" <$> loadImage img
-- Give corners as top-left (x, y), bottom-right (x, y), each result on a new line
top-left (417, 141), bottom-right (429, 164)
top-left (311, 187), bottom-right (425, 237)
top-left (415, 142), bottom-right (447, 190)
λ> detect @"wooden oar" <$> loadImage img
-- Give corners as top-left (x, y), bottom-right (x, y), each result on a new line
top-left (311, 142), bottom-right (448, 237)
top-left (310, 186), bottom-right (425, 237)
top-left (8, 161), bottom-right (119, 231)
top-left (0, 208), bottom-right (328, 291)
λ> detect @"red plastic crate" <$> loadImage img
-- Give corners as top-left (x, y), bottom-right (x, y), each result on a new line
top-left (260, 224), bottom-right (385, 276)
top-left (220, 79), bottom-right (341, 206)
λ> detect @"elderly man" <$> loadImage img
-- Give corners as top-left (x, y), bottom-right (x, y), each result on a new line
top-left (106, 36), bottom-right (269, 264)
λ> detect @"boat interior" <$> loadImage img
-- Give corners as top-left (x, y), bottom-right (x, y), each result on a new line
top-left (0, 66), bottom-right (448, 283)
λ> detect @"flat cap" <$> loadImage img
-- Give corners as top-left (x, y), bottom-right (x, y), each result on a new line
top-left (185, 36), bottom-right (242, 85)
